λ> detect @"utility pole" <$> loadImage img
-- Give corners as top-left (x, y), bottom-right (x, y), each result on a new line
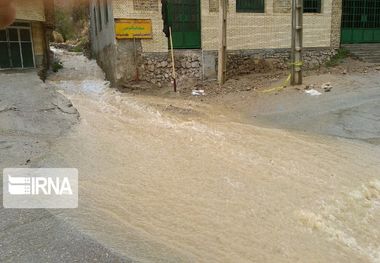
top-left (218, 0), bottom-right (227, 86)
top-left (291, 0), bottom-right (303, 85)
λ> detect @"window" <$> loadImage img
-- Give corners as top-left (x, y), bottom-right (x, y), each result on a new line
top-left (304, 0), bottom-right (321, 13)
top-left (105, 0), bottom-right (109, 24)
top-left (236, 0), bottom-right (265, 13)
top-left (97, 0), bottom-right (102, 31)
top-left (0, 24), bottom-right (35, 69)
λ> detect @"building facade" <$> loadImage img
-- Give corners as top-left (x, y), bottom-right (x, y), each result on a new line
top-left (89, 0), bottom-right (379, 86)
top-left (0, 0), bottom-right (54, 71)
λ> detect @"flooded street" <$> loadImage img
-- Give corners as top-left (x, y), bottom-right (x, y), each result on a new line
top-left (39, 51), bottom-right (380, 262)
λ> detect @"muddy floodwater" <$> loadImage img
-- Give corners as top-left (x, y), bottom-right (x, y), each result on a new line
top-left (41, 51), bottom-right (380, 262)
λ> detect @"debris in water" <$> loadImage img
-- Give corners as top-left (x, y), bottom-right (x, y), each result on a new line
top-left (322, 83), bottom-right (333, 92)
top-left (305, 89), bottom-right (322, 96)
top-left (192, 90), bottom-right (205, 96)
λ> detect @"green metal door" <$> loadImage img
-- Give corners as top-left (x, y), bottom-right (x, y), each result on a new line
top-left (342, 0), bottom-right (380, 44)
top-left (166, 0), bottom-right (201, 49)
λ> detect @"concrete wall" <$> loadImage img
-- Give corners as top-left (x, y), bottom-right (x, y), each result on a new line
top-left (14, 0), bottom-right (45, 22)
top-left (112, 0), bottom-right (335, 53)
top-left (89, 0), bottom-right (117, 83)
top-left (89, 0), bottom-right (116, 53)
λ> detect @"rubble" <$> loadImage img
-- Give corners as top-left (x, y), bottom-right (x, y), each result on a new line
top-left (322, 83), bottom-right (333, 92)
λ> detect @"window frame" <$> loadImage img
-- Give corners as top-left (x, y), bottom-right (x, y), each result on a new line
top-left (0, 22), bottom-right (35, 69)
top-left (236, 0), bottom-right (265, 13)
top-left (303, 0), bottom-right (322, 13)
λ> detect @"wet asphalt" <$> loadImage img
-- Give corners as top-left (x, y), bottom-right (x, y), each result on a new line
top-left (250, 72), bottom-right (380, 145)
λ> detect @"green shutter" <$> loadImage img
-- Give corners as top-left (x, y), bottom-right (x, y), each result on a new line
top-left (303, 0), bottom-right (322, 13)
top-left (236, 0), bottom-right (265, 13)
top-left (0, 43), bottom-right (11, 68)
top-left (342, 0), bottom-right (380, 44)
top-left (0, 26), bottom-right (35, 68)
top-left (167, 0), bottom-right (201, 49)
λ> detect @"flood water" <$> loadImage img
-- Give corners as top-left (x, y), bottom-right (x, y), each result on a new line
top-left (43, 50), bottom-right (380, 262)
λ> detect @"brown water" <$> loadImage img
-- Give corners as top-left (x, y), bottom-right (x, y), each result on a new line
top-left (43, 50), bottom-right (380, 263)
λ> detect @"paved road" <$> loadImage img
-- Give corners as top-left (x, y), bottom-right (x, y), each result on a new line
top-left (250, 73), bottom-right (380, 145)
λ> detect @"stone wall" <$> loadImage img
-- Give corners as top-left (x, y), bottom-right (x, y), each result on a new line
top-left (138, 48), bottom-right (337, 86)
top-left (226, 48), bottom-right (337, 77)
top-left (140, 51), bottom-right (202, 87)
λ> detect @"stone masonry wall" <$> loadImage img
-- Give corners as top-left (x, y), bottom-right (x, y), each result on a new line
top-left (139, 48), bottom-right (337, 86)
top-left (140, 51), bottom-right (202, 87)
top-left (226, 48), bottom-right (337, 77)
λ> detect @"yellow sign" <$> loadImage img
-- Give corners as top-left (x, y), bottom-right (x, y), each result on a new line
top-left (115, 19), bottom-right (153, 39)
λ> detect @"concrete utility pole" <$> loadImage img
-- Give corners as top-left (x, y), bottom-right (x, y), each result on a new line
top-left (291, 0), bottom-right (303, 85)
top-left (218, 0), bottom-right (227, 86)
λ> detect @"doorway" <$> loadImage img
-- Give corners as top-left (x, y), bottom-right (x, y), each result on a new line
top-left (341, 0), bottom-right (380, 43)
top-left (166, 0), bottom-right (201, 49)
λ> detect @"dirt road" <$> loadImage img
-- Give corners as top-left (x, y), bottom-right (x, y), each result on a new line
top-left (1, 50), bottom-right (380, 262)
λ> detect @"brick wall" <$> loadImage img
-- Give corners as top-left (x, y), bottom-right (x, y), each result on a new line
top-left (112, 0), bottom-right (167, 52)
top-left (202, 0), bottom-right (333, 51)
top-left (112, 0), bottom-right (335, 52)
top-left (209, 0), bottom-right (218, 12)
top-left (330, 0), bottom-right (342, 48)
top-left (273, 0), bottom-right (291, 13)
top-left (133, 0), bottom-right (159, 11)
top-left (14, 0), bottom-right (45, 21)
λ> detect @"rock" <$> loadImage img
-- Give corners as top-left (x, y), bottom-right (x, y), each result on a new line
top-left (322, 82), bottom-right (333, 92)
top-left (191, 61), bottom-right (200, 68)
top-left (161, 61), bottom-right (168, 67)
top-left (52, 31), bottom-right (64, 43)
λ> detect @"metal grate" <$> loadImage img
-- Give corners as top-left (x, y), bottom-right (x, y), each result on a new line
top-left (341, 0), bottom-right (380, 43)
top-left (342, 0), bottom-right (380, 29)
top-left (304, 0), bottom-right (321, 13)
top-left (236, 0), bottom-right (265, 13)
top-left (166, 0), bottom-right (201, 48)
top-left (0, 23), bottom-right (35, 69)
